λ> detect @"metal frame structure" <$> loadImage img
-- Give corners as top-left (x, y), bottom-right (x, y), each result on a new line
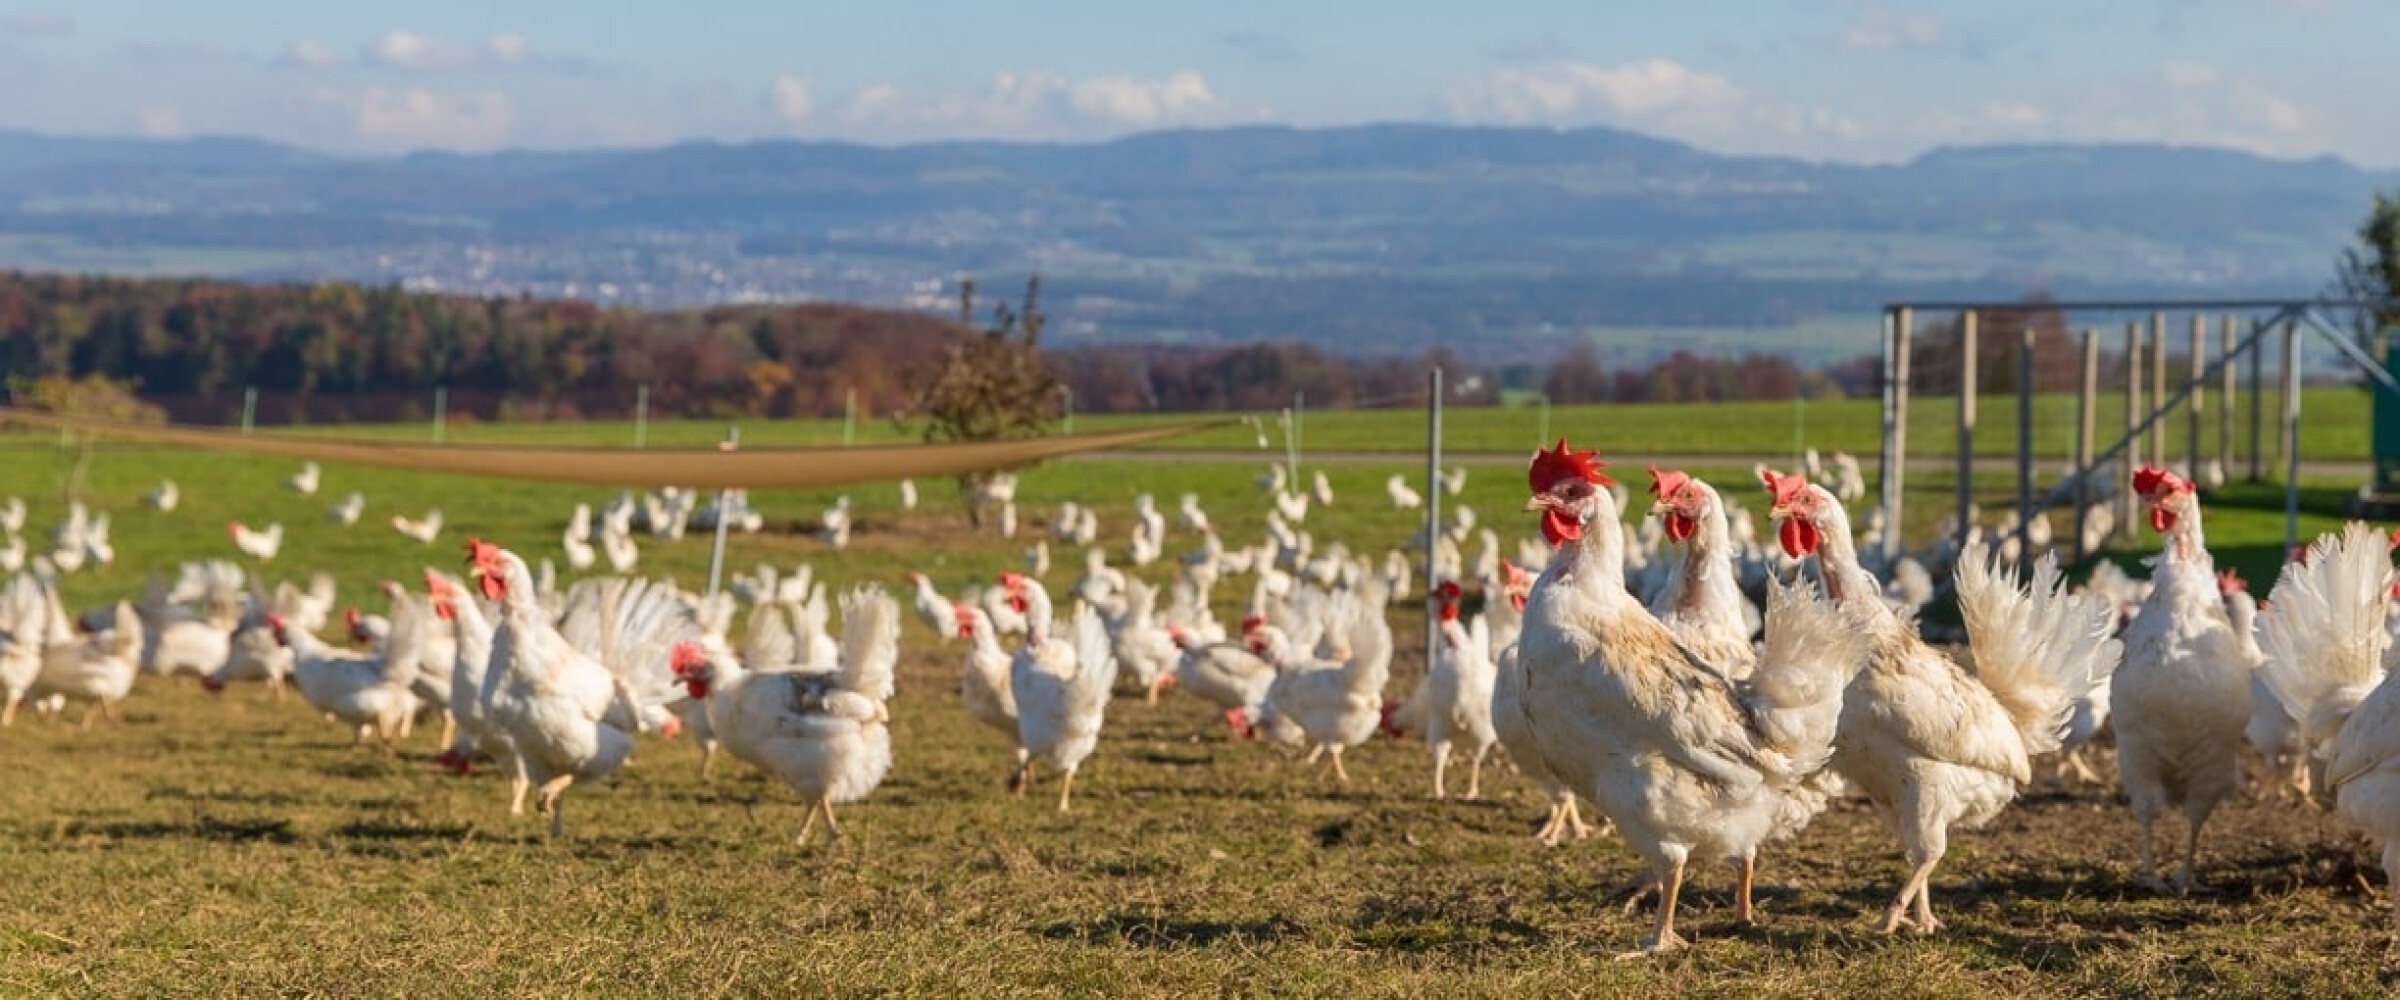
top-left (1877, 297), bottom-right (2388, 564)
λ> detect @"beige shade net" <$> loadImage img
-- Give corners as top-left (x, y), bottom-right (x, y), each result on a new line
top-left (0, 406), bottom-right (1231, 490)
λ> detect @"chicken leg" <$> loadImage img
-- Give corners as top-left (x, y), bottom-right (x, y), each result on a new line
top-left (1733, 856), bottom-right (1757, 925)
top-left (1328, 747), bottom-right (1352, 786)
top-left (1616, 857), bottom-right (1689, 959)
top-left (536, 774), bottom-right (576, 838)
top-left (1057, 767), bottom-right (1078, 813)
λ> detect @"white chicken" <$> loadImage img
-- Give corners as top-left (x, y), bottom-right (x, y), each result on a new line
top-left (1644, 468), bottom-right (1759, 672)
top-left (1311, 470), bottom-right (1335, 507)
top-left (32, 599), bottom-right (143, 729)
top-left (1007, 580), bottom-right (1117, 811)
top-left (0, 572), bottom-right (54, 724)
top-left (2227, 568), bottom-right (2304, 800)
top-left (273, 601), bottom-right (417, 751)
top-left (392, 509), bottom-right (445, 544)
top-left (2254, 522), bottom-right (2400, 944)
top-left (955, 604), bottom-right (1018, 745)
top-left (1765, 468), bottom-right (2121, 936)
top-left (562, 503), bottom-right (597, 571)
top-left (1519, 442), bottom-right (1870, 955)
top-left (1253, 597), bottom-right (1391, 784)
top-left (1405, 581), bottom-right (1497, 799)
top-left (905, 572), bottom-right (954, 641)
top-left (143, 480), bottom-right (178, 512)
top-left (288, 461), bottom-right (321, 496)
top-left (1387, 474), bottom-right (1422, 510)
top-left (469, 540), bottom-right (692, 836)
top-left (328, 491), bottom-right (366, 526)
top-left (228, 521), bottom-right (283, 562)
top-left (1111, 578), bottom-right (1182, 704)
top-left (1176, 493), bottom-right (1211, 535)
top-left (1491, 638), bottom-right (1601, 845)
top-left (672, 587), bottom-right (897, 845)
top-left (2113, 465), bottom-right (2253, 894)
top-left (1170, 618), bottom-right (1278, 738)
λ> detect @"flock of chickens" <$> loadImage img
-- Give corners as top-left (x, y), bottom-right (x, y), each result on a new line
top-left (12, 441), bottom-right (2400, 958)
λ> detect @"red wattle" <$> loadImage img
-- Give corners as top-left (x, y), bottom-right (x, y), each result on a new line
top-left (2149, 507), bottom-right (2175, 534)
top-left (479, 574), bottom-right (506, 602)
top-left (1665, 512), bottom-right (1696, 543)
top-left (1540, 508), bottom-right (1582, 546)
top-left (1779, 518), bottom-right (1821, 557)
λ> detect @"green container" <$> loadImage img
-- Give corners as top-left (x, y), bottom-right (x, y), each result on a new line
top-left (2377, 343), bottom-right (2400, 491)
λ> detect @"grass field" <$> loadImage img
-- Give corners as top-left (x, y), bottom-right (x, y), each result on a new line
top-left (245, 387), bottom-right (2375, 462)
top-left (2, 415), bottom-right (2397, 995)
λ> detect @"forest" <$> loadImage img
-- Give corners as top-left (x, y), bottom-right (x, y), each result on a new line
top-left (0, 271), bottom-right (2074, 425)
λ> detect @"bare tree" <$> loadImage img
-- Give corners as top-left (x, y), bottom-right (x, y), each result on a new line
top-left (911, 275), bottom-right (1063, 524)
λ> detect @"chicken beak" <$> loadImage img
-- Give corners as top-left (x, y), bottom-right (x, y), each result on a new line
top-left (1521, 495), bottom-right (1549, 513)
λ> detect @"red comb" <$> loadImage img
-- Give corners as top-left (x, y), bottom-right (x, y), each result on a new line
top-left (1527, 438), bottom-right (1611, 493)
top-left (1761, 468), bottom-right (1808, 507)
top-left (2216, 568), bottom-right (2246, 595)
top-left (464, 537), bottom-right (501, 565)
top-left (1648, 467), bottom-right (1691, 501)
top-left (1239, 614), bottom-right (1267, 634)
top-left (423, 570), bottom-right (453, 598)
top-left (343, 607), bottom-right (360, 627)
top-left (1435, 580), bottom-right (1463, 599)
top-left (2132, 465), bottom-right (2189, 498)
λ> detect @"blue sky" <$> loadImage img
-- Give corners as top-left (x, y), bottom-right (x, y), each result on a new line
top-left (0, 0), bottom-right (2388, 163)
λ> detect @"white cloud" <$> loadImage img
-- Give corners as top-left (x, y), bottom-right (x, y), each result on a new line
top-left (1067, 71), bottom-right (1217, 126)
top-left (831, 69), bottom-right (1231, 139)
top-left (1981, 101), bottom-right (2048, 129)
top-left (487, 33), bottom-right (528, 66)
top-left (284, 39), bottom-right (341, 70)
top-left (770, 74), bottom-right (813, 124)
top-left (360, 30), bottom-right (543, 73)
top-left (344, 87), bottom-right (514, 150)
top-left (136, 106), bottom-right (183, 137)
top-left (1445, 59), bottom-right (1745, 124)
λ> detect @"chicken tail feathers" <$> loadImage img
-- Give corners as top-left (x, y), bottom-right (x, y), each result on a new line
top-left (1954, 541), bottom-right (2122, 756)
top-left (1747, 574), bottom-right (1869, 767)
top-left (2257, 521), bottom-right (2392, 755)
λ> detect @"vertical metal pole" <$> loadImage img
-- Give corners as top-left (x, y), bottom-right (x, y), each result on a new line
top-left (1537, 393), bottom-right (1550, 450)
top-left (2188, 314), bottom-right (2205, 482)
top-left (707, 426), bottom-right (739, 597)
top-left (2219, 314), bottom-right (2237, 478)
top-left (2276, 321), bottom-right (2296, 480)
top-left (2247, 321), bottom-right (2264, 482)
top-left (1292, 391), bottom-right (1305, 482)
top-left (2075, 329), bottom-right (2098, 560)
top-left (432, 385), bottom-right (447, 444)
top-left (2281, 323), bottom-right (2301, 552)
top-left (844, 388), bottom-right (858, 446)
top-left (2016, 326), bottom-right (2036, 565)
top-left (1793, 388), bottom-right (1806, 466)
top-left (1885, 307), bottom-right (1912, 559)
top-left (2150, 311), bottom-right (2168, 466)
top-left (1424, 368), bottom-right (1442, 667)
top-left (240, 387), bottom-right (257, 434)
top-left (2120, 321), bottom-right (2142, 539)
top-left (634, 384), bottom-right (650, 449)
top-left (1957, 311), bottom-right (1977, 549)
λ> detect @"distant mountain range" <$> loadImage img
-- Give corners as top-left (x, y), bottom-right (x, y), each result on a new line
top-left (0, 124), bottom-right (2388, 362)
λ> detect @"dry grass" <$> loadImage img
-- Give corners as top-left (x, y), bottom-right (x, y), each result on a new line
top-left (1, 433), bottom-right (2394, 996)
top-left (4, 646), bottom-right (2398, 996)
